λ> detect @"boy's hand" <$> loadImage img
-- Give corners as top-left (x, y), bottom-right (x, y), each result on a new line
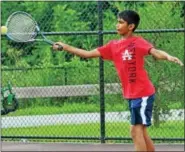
top-left (167, 55), bottom-right (184, 66)
top-left (52, 42), bottom-right (64, 51)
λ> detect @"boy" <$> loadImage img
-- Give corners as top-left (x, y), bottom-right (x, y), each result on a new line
top-left (52, 10), bottom-right (183, 151)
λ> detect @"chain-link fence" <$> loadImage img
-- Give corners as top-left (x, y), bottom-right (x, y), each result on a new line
top-left (1, 1), bottom-right (184, 143)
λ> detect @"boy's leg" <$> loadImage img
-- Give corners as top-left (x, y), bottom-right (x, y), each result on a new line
top-left (130, 124), bottom-right (147, 151)
top-left (143, 126), bottom-right (155, 151)
top-left (128, 94), bottom-right (155, 151)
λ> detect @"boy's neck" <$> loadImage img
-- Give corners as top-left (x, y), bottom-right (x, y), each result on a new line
top-left (121, 32), bottom-right (135, 40)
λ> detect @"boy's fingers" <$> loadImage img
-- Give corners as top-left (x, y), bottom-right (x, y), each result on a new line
top-left (52, 44), bottom-right (59, 50)
top-left (171, 57), bottom-right (183, 66)
top-left (175, 59), bottom-right (183, 66)
top-left (176, 59), bottom-right (184, 66)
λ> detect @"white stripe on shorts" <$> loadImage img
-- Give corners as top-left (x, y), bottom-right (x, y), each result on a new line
top-left (140, 96), bottom-right (148, 125)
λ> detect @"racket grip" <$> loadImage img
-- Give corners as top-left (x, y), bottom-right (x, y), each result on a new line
top-left (57, 44), bottom-right (63, 51)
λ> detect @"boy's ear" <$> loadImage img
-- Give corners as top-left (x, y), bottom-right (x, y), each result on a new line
top-left (128, 23), bottom-right (135, 31)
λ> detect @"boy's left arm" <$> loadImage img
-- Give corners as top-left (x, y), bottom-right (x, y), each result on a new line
top-left (150, 48), bottom-right (184, 66)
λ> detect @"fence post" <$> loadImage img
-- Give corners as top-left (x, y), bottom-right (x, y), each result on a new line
top-left (98, 1), bottom-right (105, 144)
top-left (184, 2), bottom-right (185, 69)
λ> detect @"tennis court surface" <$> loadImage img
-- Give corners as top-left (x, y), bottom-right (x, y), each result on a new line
top-left (1, 142), bottom-right (184, 151)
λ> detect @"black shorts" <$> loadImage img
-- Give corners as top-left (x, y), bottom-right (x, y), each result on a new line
top-left (128, 94), bottom-right (155, 127)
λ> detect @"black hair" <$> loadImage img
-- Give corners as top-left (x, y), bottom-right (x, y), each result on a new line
top-left (118, 10), bottom-right (140, 31)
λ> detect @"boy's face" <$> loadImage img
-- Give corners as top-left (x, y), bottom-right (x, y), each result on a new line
top-left (116, 18), bottom-right (135, 35)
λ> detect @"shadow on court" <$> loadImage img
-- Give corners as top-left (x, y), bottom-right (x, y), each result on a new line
top-left (1, 142), bottom-right (184, 151)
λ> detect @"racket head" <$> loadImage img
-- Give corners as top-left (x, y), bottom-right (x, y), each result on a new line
top-left (5, 11), bottom-right (39, 42)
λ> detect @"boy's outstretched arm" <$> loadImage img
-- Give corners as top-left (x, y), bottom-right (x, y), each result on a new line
top-left (52, 42), bottom-right (101, 58)
top-left (150, 48), bottom-right (184, 66)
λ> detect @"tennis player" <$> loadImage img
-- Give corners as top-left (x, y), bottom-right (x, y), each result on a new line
top-left (53, 10), bottom-right (183, 151)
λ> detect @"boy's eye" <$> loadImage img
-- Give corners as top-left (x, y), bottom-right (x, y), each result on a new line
top-left (119, 21), bottom-right (124, 24)
top-left (118, 20), bottom-right (125, 24)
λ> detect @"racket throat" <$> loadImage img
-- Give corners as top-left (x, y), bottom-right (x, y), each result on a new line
top-left (36, 26), bottom-right (40, 32)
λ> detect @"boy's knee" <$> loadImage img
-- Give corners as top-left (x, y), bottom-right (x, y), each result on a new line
top-left (130, 128), bottom-right (140, 140)
top-left (130, 125), bottom-right (144, 139)
top-left (130, 127), bottom-right (136, 138)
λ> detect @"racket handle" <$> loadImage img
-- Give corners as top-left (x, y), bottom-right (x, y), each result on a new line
top-left (56, 44), bottom-right (63, 51)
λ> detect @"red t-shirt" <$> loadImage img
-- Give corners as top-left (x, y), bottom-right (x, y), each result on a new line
top-left (97, 36), bottom-right (155, 99)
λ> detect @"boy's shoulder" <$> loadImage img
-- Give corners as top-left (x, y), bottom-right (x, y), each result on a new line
top-left (134, 36), bottom-right (152, 46)
top-left (109, 39), bottom-right (119, 44)
top-left (138, 36), bottom-right (151, 42)
top-left (107, 36), bottom-right (151, 46)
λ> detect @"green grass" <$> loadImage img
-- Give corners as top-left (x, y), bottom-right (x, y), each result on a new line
top-left (3, 99), bottom-right (183, 117)
top-left (4, 102), bottom-right (128, 116)
top-left (2, 121), bottom-right (184, 138)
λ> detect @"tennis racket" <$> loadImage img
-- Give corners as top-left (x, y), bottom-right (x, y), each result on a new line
top-left (5, 11), bottom-right (63, 50)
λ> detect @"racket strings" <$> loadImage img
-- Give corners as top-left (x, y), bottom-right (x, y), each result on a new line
top-left (6, 13), bottom-right (37, 42)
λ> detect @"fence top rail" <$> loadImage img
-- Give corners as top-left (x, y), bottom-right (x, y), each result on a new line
top-left (1, 28), bottom-right (184, 37)
top-left (41, 28), bottom-right (185, 35)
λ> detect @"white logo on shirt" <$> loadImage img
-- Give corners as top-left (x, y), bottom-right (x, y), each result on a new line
top-left (122, 50), bottom-right (132, 60)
